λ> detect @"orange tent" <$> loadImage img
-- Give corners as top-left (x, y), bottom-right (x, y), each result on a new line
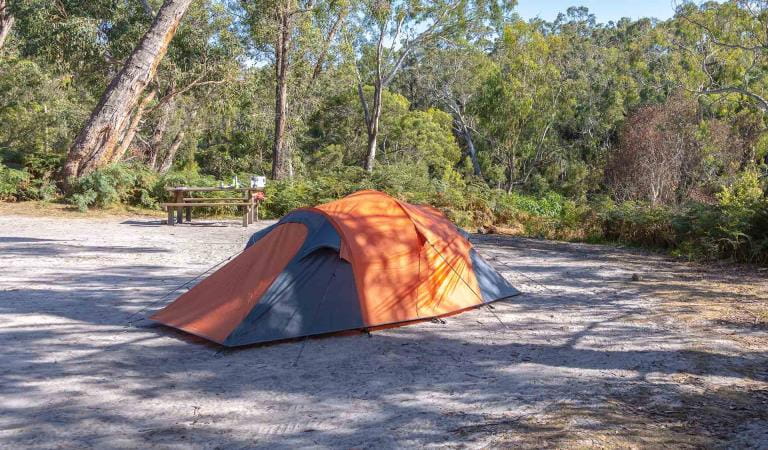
top-left (152, 190), bottom-right (518, 346)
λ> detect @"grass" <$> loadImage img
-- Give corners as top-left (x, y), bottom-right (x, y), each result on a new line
top-left (0, 200), bottom-right (165, 219)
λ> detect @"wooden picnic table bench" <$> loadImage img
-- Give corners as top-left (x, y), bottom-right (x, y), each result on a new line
top-left (162, 186), bottom-right (264, 227)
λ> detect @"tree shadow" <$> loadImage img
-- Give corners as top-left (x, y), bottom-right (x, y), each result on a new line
top-left (0, 237), bottom-right (65, 243)
top-left (1, 233), bottom-right (766, 447)
top-left (121, 219), bottom-right (267, 228)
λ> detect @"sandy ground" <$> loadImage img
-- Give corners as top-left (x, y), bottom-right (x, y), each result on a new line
top-left (1, 212), bottom-right (767, 448)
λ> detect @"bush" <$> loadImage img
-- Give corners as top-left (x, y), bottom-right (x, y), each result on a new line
top-left (67, 163), bottom-right (159, 211)
top-left (0, 163), bottom-right (30, 201)
top-left (600, 201), bottom-right (677, 248)
top-left (673, 169), bottom-right (768, 263)
top-left (51, 161), bottom-right (766, 265)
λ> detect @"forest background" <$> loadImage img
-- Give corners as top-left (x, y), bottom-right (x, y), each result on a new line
top-left (0, 0), bottom-right (767, 263)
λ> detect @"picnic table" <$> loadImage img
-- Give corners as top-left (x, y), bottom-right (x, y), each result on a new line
top-left (163, 186), bottom-right (264, 227)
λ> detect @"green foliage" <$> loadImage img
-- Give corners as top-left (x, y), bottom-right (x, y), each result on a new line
top-left (0, 162), bottom-right (57, 201)
top-left (600, 201), bottom-right (677, 248)
top-left (3, 0), bottom-right (768, 267)
top-left (67, 164), bottom-right (159, 211)
top-left (0, 163), bottom-right (30, 201)
top-left (673, 170), bottom-right (768, 263)
top-left (0, 55), bottom-right (91, 161)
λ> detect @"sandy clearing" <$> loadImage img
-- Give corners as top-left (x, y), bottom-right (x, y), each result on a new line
top-left (0, 213), bottom-right (766, 448)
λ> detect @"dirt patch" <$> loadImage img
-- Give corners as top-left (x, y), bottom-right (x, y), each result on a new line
top-left (0, 214), bottom-right (766, 448)
top-left (0, 200), bottom-right (164, 219)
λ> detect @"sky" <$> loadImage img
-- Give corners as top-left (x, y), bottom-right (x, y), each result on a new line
top-left (515, 0), bottom-right (679, 23)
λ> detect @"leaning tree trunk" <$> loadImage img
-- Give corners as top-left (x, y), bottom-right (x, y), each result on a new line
top-left (158, 110), bottom-right (195, 173)
top-left (271, 10), bottom-right (292, 180)
top-left (60, 0), bottom-right (192, 187)
top-left (307, 10), bottom-right (347, 91)
top-left (0, 0), bottom-right (14, 51)
top-left (147, 97), bottom-right (175, 170)
top-left (158, 130), bottom-right (185, 174)
top-left (111, 89), bottom-right (157, 164)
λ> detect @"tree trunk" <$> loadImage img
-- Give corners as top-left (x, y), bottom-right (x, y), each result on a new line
top-left (465, 129), bottom-right (482, 177)
top-left (159, 130), bottom-right (185, 174)
top-left (505, 151), bottom-right (516, 193)
top-left (363, 80), bottom-right (383, 173)
top-left (159, 110), bottom-right (196, 173)
top-left (0, 0), bottom-right (13, 51)
top-left (271, 10), bottom-right (292, 180)
top-left (148, 97), bottom-right (175, 170)
top-left (307, 10), bottom-right (347, 91)
top-left (111, 89), bottom-right (157, 164)
top-left (457, 121), bottom-right (482, 178)
top-left (362, 22), bottom-right (388, 173)
top-left (60, 0), bottom-right (192, 187)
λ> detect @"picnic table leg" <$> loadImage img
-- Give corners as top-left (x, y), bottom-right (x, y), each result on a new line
top-left (174, 190), bottom-right (184, 224)
top-left (244, 190), bottom-right (253, 225)
top-left (167, 206), bottom-right (174, 226)
top-left (185, 206), bottom-right (191, 223)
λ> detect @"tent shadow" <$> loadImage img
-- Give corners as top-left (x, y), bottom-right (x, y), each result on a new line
top-left (2, 228), bottom-right (767, 448)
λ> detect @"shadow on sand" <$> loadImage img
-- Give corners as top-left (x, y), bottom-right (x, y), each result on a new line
top-left (1, 234), bottom-right (766, 447)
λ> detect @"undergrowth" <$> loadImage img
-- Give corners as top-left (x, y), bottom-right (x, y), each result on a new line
top-left (3, 162), bottom-right (766, 265)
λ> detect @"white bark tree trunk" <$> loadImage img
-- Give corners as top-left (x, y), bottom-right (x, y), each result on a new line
top-left (0, 0), bottom-right (13, 51)
top-left (61, 0), bottom-right (193, 187)
top-left (111, 89), bottom-right (157, 165)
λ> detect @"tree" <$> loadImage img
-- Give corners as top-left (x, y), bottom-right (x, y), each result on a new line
top-left (396, 46), bottom-right (493, 177)
top-left (240, 0), bottom-right (349, 180)
top-left (60, 0), bottom-right (193, 186)
top-left (606, 94), bottom-right (739, 205)
top-left (675, 1), bottom-right (768, 114)
top-left (112, 1), bottom-right (241, 170)
top-left (349, 0), bottom-right (513, 172)
top-left (306, 86), bottom-right (410, 168)
top-left (474, 21), bottom-right (563, 192)
top-left (0, 0), bottom-right (13, 51)
top-left (10, 0), bottom-right (154, 93)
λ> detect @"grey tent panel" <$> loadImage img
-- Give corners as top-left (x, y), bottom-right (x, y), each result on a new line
top-left (224, 248), bottom-right (362, 346)
top-left (246, 209), bottom-right (335, 249)
top-left (470, 249), bottom-right (519, 302)
top-left (227, 210), bottom-right (360, 346)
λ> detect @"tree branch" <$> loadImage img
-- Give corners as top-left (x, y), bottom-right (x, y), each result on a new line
top-left (698, 86), bottom-right (768, 112)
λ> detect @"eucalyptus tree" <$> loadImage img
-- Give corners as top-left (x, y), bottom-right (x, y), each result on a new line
top-left (239, 0), bottom-right (350, 180)
top-left (0, 0), bottom-right (13, 51)
top-left (674, 1), bottom-right (768, 114)
top-left (136, 0), bottom-right (243, 171)
top-left (61, 0), bottom-right (194, 185)
top-left (8, 0), bottom-right (152, 92)
top-left (395, 45), bottom-right (493, 177)
top-left (348, 0), bottom-right (514, 172)
top-left (474, 21), bottom-right (564, 191)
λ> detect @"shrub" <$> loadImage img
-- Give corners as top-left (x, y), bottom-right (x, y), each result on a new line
top-left (673, 169), bottom-right (768, 263)
top-left (600, 201), bottom-right (677, 248)
top-left (67, 163), bottom-right (159, 211)
top-left (50, 161), bottom-right (766, 266)
top-left (0, 163), bottom-right (30, 201)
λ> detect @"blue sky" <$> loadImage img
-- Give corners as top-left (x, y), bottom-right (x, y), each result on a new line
top-left (516, 0), bottom-right (678, 23)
